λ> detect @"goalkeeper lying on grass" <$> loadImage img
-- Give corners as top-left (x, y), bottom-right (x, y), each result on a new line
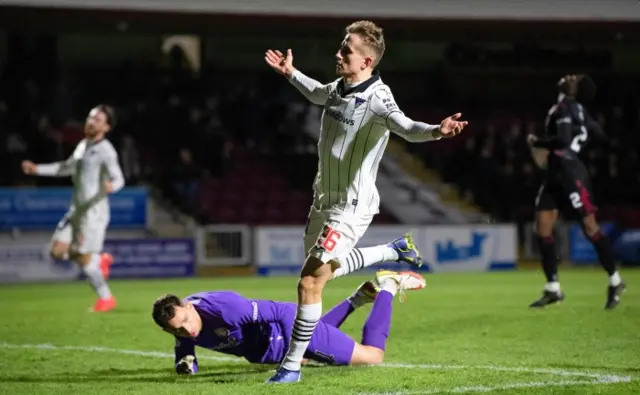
top-left (151, 270), bottom-right (425, 373)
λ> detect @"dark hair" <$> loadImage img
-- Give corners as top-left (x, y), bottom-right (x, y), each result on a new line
top-left (95, 104), bottom-right (117, 129)
top-left (558, 74), bottom-right (596, 103)
top-left (576, 75), bottom-right (597, 103)
top-left (152, 294), bottom-right (182, 329)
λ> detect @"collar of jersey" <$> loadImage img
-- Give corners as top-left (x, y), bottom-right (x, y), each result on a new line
top-left (86, 137), bottom-right (107, 147)
top-left (337, 70), bottom-right (380, 97)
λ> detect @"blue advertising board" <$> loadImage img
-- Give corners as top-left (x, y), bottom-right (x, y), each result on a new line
top-left (0, 237), bottom-right (194, 283)
top-left (0, 187), bottom-right (147, 230)
top-left (103, 239), bottom-right (195, 278)
top-left (254, 225), bottom-right (517, 276)
top-left (0, 242), bottom-right (82, 283)
top-left (613, 229), bottom-right (640, 265)
top-left (568, 223), bottom-right (616, 264)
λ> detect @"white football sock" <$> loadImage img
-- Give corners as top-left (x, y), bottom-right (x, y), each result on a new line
top-left (544, 281), bottom-right (561, 293)
top-left (379, 279), bottom-right (399, 296)
top-left (83, 253), bottom-right (112, 299)
top-left (609, 272), bottom-right (621, 287)
top-left (333, 246), bottom-right (398, 279)
top-left (280, 302), bottom-right (322, 371)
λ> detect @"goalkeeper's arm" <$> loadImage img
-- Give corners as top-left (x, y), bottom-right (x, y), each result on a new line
top-left (174, 337), bottom-right (198, 375)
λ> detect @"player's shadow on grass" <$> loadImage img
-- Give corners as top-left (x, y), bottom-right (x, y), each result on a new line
top-left (0, 365), bottom-right (277, 385)
top-left (96, 364), bottom-right (275, 383)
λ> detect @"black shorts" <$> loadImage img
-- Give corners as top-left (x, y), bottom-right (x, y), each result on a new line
top-left (534, 157), bottom-right (597, 219)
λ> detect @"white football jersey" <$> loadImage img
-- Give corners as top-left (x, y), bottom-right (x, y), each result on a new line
top-left (290, 70), bottom-right (438, 215)
top-left (36, 138), bottom-right (125, 217)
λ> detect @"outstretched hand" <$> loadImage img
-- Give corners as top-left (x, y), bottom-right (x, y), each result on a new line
top-left (265, 49), bottom-right (295, 77)
top-left (528, 134), bottom-right (549, 169)
top-left (21, 160), bottom-right (37, 175)
top-left (439, 113), bottom-right (468, 138)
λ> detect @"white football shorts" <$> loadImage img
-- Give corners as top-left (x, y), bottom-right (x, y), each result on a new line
top-left (51, 208), bottom-right (109, 255)
top-left (303, 206), bottom-right (373, 265)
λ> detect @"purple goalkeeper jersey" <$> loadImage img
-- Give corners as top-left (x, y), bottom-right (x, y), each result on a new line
top-left (174, 291), bottom-right (296, 366)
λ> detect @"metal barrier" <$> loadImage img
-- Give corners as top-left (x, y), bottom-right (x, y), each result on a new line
top-left (196, 225), bottom-right (252, 266)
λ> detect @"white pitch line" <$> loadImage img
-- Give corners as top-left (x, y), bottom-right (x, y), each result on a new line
top-left (0, 342), bottom-right (240, 362)
top-left (0, 342), bottom-right (633, 391)
top-left (380, 363), bottom-right (626, 381)
top-left (359, 377), bottom-right (629, 395)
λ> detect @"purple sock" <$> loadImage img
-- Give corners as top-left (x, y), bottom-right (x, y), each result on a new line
top-left (320, 299), bottom-right (354, 328)
top-left (362, 290), bottom-right (393, 351)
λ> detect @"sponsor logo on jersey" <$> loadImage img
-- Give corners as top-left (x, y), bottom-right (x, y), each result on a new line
top-left (251, 301), bottom-right (258, 322)
top-left (382, 97), bottom-right (398, 111)
top-left (327, 109), bottom-right (355, 126)
top-left (215, 328), bottom-right (230, 338)
top-left (211, 335), bottom-right (239, 351)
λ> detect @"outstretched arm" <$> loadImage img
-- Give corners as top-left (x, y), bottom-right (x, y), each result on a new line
top-left (371, 90), bottom-right (467, 142)
top-left (288, 70), bottom-right (332, 106)
top-left (387, 112), bottom-right (442, 142)
top-left (265, 48), bottom-right (331, 106)
top-left (22, 156), bottom-right (76, 177)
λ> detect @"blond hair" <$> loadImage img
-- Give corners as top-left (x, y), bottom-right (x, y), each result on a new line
top-left (345, 20), bottom-right (385, 67)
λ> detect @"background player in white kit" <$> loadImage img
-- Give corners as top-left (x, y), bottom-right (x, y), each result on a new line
top-left (22, 104), bottom-right (124, 313)
top-left (264, 21), bottom-right (468, 383)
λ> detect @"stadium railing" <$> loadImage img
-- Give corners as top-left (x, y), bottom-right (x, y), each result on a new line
top-left (196, 224), bottom-right (252, 267)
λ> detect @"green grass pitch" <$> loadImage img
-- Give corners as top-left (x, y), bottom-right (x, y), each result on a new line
top-left (0, 269), bottom-right (638, 394)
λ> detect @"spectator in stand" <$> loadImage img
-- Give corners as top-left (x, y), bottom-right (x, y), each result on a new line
top-left (119, 134), bottom-right (142, 185)
top-left (173, 148), bottom-right (202, 212)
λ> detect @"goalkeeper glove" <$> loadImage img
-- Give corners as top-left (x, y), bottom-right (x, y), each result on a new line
top-left (176, 355), bottom-right (198, 375)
